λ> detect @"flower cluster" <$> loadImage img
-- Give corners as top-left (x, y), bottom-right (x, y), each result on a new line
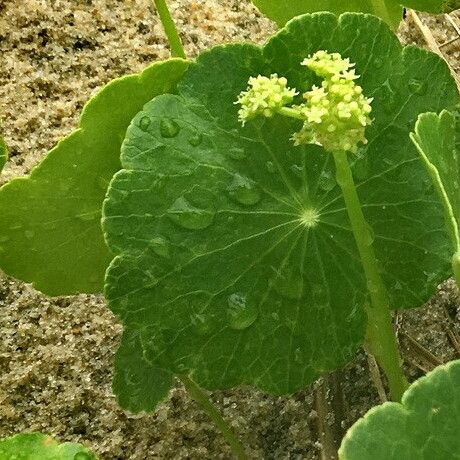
top-left (293, 52), bottom-right (373, 153)
top-left (235, 74), bottom-right (297, 125)
top-left (235, 51), bottom-right (373, 154)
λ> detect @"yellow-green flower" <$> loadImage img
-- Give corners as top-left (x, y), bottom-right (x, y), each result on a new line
top-left (235, 74), bottom-right (298, 125)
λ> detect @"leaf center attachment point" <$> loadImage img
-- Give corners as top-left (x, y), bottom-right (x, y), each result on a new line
top-left (300, 208), bottom-right (320, 228)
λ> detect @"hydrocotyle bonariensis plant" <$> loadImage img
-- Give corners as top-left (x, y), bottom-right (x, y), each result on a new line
top-left (102, 13), bottom-right (457, 450)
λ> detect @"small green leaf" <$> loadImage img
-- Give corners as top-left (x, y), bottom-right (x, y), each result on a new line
top-left (113, 329), bottom-right (173, 412)
top-left (339, 359), bottom-right (460, 460)
top-left (104, 13), bottom-right (457, 405)
top-left (0, 134), bottom-right (7, 173)
top-left (0, 432), bottom-right (97, 460)
top-left (0, 59), bottom-right (188, 296)
top-left (410, 110), bottom-right (460, 250)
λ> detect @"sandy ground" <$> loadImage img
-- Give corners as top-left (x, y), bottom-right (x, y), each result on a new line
top-left (1, 1), bottom-right (460, 458)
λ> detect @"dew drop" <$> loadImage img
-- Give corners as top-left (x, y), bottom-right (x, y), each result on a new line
top-left (266, 161), bottom-right (275, 173)
top-left (408, 79), bottom-right (427, 95)
top-left (227, 293), bottom-right (258, 330)
top-left (76, 209), bottom-right (98, 222)
top-left (373, 57), bottom-right (384, 69)
top-left (272, 267), bottom-right (304, 300)
top-left (227, 174), bottom-right (261, 206)
top-left (160, 118), bottom-right (180, 138)
top-left (294, 348), bottom-right (302, 364)
top-left (167, 196), bottom-right (214, 230)
top-left (150, 236), bottom-right (170, 258)
top-left (290, 164), bottom-right (304, 177)
top-left (190, 313), bottom-right (212, 336)
top-left (41, 221), bottom-right (57, 231)
top-left (363, 223), bottom-right (375, 246)
top-left (139, 116), bottom-right (151, 131)
top-left (318, 171), bottom-right (336, 192)
top-left (228, 147), bottom-right (247, 160)
top-left (24, 229), bottom-right (35, 239)
top-left (188, 132), bottom-right (203, 147)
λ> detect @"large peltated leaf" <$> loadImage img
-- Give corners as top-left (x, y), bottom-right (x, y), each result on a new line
top-left (251, 0), bottom-right (456, 27)
top-left (103, 13), bottom-right (457, 405)
top-left (0, 432), bottom-right (97, 460)
top-left (0, 134), bottom-right (6, 173)
top-left (0, 59), bottom-right (188, 296)
top-left (339, 359), bottom-right (460, 460)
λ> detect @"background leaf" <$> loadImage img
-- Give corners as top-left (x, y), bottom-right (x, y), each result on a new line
top-left (103, 13), bottom-right (457, 405)
top-left (0, 59), bottom-right (188, 296)
top-left (339, 359), bottom-right (460, 460)
top-left (113, 329), bottom-right (173, 413)
top-left (411, 110), bottom-right (460, 245)
top-left (0, 432), bottom-right (97, 460)
top-left (0, 134), bottom-right (7, 173)
top-left (251, 0), bottom-right (453, 27)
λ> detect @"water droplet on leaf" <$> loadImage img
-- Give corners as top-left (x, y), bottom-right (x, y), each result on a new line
top-left (227, 293), bottom-right (258, 330)
top-left (228, 147), bottom-right (247, 160)
top-left (408, 79), bottom-right (427, 95)
top-left (160, 118), bottom-right (180, 138)
top-left (266, 161), bottom-right (275, 173)
top-left (227, 174), bottom-right (261, 206)
top-left (318, 171), bottom-right (336, 192)
top-left (272, 266), bottom-right (304, 300)
top-left (24, 229), bottom-right (35, 239)
top-left (373, 57), bottom-right (384, 69)
top-left (150, 236), bottom-right (170, 258)
top-left (167, 196), bottom-right (214, 230)
top-left (190, 313), bottom-right (212, 336)
top-left (188, 132), bottom-right (203, 147)
top-left (139, 116), bottom-right (151, 131)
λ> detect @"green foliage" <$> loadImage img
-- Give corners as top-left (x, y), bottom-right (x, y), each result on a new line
top-left (0, 433), bottom-right (97, 460)
top-left (251, 0), bottom-right (455, 27)
top-left (0, 134), bottom-right (6, 173)
top-left (339, 359), bottom-right (460, 460)
top-left (411, 110), bottom-right (459, 246)
top-left (0, 59), bottom-right (188, 296)
top-left (103, 12), bottom-right (458, 410)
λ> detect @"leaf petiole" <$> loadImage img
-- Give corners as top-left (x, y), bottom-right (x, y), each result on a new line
top-left (332, 149), bottom-right (409, 401)
top-left (151, 0), bottom-right (186, 59)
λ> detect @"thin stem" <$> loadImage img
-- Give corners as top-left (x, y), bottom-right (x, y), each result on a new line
top-left (178, 375), bottom-right (249, 460)
top-left (332, 150), bottom-right (409, 401)
top-left (151, 0), bottom-right (186, 59)
top-left (278, 106), bottom-right (305, 121)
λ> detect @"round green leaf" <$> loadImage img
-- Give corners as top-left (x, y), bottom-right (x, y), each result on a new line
top-left (339, 359), bottom-right (460, 460)
top-left (0, 58), bottom-right (188, 296)
top-left (103, 13), bottom-right (457, 402)
top-left (0, 433), bottom-right (97, 460)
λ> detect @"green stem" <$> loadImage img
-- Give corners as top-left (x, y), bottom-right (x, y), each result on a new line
top-left (151, 0), bottom-right (186, 59)
top-left (332, 150), bottom-right (409, 402)
top-left (179, 375), bottom-right (249, 460)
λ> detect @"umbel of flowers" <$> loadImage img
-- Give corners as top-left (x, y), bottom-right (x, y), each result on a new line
top-left (236, 50), bottom-right (373, 154)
